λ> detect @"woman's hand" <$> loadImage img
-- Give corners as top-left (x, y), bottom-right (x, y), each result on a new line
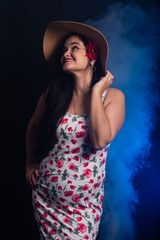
top-left (92, 70), bottom-right (114, 95)
top-left (26, 162), bottom-right (40, 188)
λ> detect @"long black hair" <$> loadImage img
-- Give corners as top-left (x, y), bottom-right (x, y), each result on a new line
top-left (37, 32), bottom-right (106, 162)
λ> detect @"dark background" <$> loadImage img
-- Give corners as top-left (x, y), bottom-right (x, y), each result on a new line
top-left (1, 0), bottom-right (160, 239)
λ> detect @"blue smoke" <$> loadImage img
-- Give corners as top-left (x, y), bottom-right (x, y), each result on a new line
top-left (84, 2), bottom-right (160, 240)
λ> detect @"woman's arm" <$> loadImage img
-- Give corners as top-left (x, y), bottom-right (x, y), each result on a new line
top-left (26, 92), bottom-right (47, 187)
top-left (89, 71), bottom-right (125, 149)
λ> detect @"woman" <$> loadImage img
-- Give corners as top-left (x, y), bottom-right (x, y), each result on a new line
top-left (26, 21), bottom-right (125, 240)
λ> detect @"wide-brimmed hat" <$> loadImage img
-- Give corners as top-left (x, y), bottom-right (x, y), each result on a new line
top-left (43, 21), bottom-right (109, 72)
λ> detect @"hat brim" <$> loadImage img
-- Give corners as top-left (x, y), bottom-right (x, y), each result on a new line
top-left (43, 21), bottom-right (109, 72)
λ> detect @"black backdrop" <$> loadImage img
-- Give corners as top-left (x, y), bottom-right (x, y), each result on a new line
top-left (1, 0), bottom-right (160, 239)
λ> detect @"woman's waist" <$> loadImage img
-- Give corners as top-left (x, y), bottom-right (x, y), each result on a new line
top-left (39, 157), bottom-right (106, 180)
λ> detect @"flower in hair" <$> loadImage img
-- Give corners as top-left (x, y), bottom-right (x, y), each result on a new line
top-left (85, 40), bottom-right (98, 62)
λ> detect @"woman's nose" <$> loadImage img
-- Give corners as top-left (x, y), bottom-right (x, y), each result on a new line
top-left (64, 49), bottom-right (71, 57)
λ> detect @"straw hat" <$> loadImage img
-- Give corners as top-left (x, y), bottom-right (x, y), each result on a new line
top-left (43, 21), bottom-right (109, 72)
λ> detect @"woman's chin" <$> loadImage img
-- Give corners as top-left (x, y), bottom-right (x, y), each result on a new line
top-left (63, 67), bottom-right (74, 74)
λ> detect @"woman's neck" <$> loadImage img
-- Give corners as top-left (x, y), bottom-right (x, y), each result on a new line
top-left (72, 70), bottom-right (92, 97)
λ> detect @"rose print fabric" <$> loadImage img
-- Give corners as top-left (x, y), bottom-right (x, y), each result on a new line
top-left (32, 89), bottom-right (111, 240)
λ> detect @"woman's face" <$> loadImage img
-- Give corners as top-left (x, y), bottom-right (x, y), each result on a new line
top-left (60, 36), bottom-right (90, 73)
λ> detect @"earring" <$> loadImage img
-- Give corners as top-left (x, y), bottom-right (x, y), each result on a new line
top-left (89, 61), bottom-right (96, 73)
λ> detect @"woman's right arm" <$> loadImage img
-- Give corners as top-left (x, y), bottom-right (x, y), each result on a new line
top-left (26, 92), bottom-right (47, 187)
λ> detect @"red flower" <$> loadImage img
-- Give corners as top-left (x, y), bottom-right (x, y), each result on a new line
top-left (73, 156), bottom-right (79, 161)
top-left (49, 228), bottom-right (56, 235)
top-left (83, 168), bottom-right (92, 178)
top-left (99, 195), bottom-right (104, 204)
top-left (51, 176), bottom-right (58, 182)
top-left (77, 223), bottom-right (87, 233)
top-left (93, 182), bottom-right (99, 189)
top-left (83, 162), bottom-right (89, 167)
top-left (85, 40), bottom-right (98, 62)
top-left (60, 118), bottom-right (68, 124)
top-left (56, 159), bottom-right (64, 168)
top-left (36, 201), bottom-right (41, 208)
top-left (64, 151), bottom-right (70, 154)
top-left (63, 217), bottom-right (70, 224)
top-left (58, 186), bottom-right (62, 190)
top-left (96, 214), bottom-right (100, 222)
top-left (72, 147), bottom-right (80, 154)
top-left (76, 131), bottom-right (85, 138)
top-left (72, 194), bottom-right (81, 202)
top-left (68, 127), bottom-right (73, 132)
top-left (82, 184), bottom-right (90, 191)
top-left (64, 191), bottom-right (73, 196)
top-left (43, 212), bottom-right (47, 218)
top-left (49, 160), bottom-right (53, 165)
top-left (60, 197), bottom-right (65, 202)
top-left (73, 209), bottom-right (82, 215)
top-left (84, 235), bottom-right (89, 240)
top-left (89, 179), bottom-right (94, 183)
top-left (44, 170), bottom-right (50, 177)
top-left (68, 163), bottom-right (75, 171)
top-left (102, 158), bottom-right (106, 165)
top-left (77, 216), bottom-right (82, 222)
top-left (84, 197), bottom-right (89, 201)
top-left (71, 139), bottom-right (77, 144)
top-left (83, 153), bottom-right (90, 160)
top-left (63, 205), bottom-right (69, 209)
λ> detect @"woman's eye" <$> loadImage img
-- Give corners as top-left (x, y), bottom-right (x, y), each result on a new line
top-left (62, 46), bottom-right (79, 55)
top-left (72, 46), bottom-right (79, 51)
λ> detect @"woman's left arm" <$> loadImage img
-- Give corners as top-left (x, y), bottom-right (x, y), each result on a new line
top-left (89, 71), bottom-right (125, 149)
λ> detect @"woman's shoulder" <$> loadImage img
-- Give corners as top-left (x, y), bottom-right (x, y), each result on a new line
top-left (107, 87), bottom-right (124, 95)
top-left (103, 87), bottom-right (125, 106)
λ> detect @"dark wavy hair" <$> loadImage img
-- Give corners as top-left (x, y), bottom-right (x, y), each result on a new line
top-left (37, 32), bottom-right (106, 162)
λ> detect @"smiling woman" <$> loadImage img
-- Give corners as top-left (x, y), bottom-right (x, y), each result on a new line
top-left (60, 36), bottom-right (90, 73)
top-left (26, 21), bottom-right (125, 240)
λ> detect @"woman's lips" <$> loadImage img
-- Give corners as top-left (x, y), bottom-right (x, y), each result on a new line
top-left (64, 58), bottom-right (73, 63)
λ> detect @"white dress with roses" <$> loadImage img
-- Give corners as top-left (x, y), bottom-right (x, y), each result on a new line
top-left (32, 89), bottom-right (111, 240)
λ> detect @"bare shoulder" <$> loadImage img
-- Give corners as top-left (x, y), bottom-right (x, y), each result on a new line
top-left (103, 87), bottom-right (125, 107)
top-left (107, 87), bottom-right (125, 98)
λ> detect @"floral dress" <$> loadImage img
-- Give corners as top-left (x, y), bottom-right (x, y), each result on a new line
top-left (32, 89), bottom-right (111, 240)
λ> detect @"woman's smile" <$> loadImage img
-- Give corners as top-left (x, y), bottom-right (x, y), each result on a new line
top-left (64, 58), bottom-right (74, 63)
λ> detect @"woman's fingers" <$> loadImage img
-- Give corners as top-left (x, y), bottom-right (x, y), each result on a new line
top-left (35, 169), bottom-right (40, 178)
top-left (28, 171), bottom-right (38, 188)
top-left (105, 71), bottom-right (114, 80)
top-left (31, 173), bottom-right (37, 186)
top-left (26, 163), bottom-right (40, 188)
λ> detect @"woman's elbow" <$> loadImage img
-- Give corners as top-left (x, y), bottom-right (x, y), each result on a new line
top-left (94, 139), bottom-right (111, 150)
